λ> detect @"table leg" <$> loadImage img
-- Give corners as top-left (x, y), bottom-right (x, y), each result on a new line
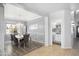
top-left (18, 39), bottom-right (20, 48)
top-left (29, 37), bottom-right (31, 48)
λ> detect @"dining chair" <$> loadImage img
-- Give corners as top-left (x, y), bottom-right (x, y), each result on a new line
top-left (10, 34), bottom-right (14, 41)
top-left (12, 35), bottom-right (18, 47)
top-left (20, 38), bottom-right (25, 48)
top-left (20, 34), bottom-right (30, 48)
top-left (24, 34), bottom-right (30, 47)
top-left (10, 34), bottom-right (15, 45)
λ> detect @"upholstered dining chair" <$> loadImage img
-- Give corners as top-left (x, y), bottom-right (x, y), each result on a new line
top-left (13, 35), bottom-right (18, 47)
top-left (24, 34), bottom-right (30, 47)
top-left (20, 34), bottom-right (30, 48)
top-left (10, 34), bottom-right (18, 47)
top-left (20, 38), bottom-right (25, 47)
top-left (10, 34), bottom-right (14, 41)
top-left (10, 34), bottom-right (15, 44)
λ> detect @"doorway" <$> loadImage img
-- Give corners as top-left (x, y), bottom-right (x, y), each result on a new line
top-left (52, 22), bottom-right (61, 46)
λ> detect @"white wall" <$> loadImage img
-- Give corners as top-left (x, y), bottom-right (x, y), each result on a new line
top-left (0, 6), bottom-right (5, 55)
top-left (27, 17), bottom-right (45, 43)
top-left (61, 8), bottom-right (72, 48)
top-left (44, 17), bottom-right (49, 46)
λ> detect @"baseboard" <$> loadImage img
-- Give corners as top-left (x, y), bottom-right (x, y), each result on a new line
top-left (31, 39), bottom-right (44, 45)
top-left (61, 46), bottom-right (72, 49)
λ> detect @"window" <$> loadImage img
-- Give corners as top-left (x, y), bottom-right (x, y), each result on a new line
top-left (6, 24), bottom-right (17, 34)
top-left (29, 24), bottom-right (38, 30)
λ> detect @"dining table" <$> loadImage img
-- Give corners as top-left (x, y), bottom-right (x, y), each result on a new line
top-left (15, 34), bottom-right (23, 47)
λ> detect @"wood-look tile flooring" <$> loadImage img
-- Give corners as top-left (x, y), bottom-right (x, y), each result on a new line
top-left (4, 41), bottom-right (43, 56)
top-left (4, 38), bottom-right (79, 56)
top-left (25, 44), bottom-right (79, 56)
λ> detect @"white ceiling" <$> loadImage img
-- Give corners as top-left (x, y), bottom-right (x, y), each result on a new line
top-left (16, 3), bottom-right (79, 16)
top-left (17, 3), bottom-right (68, 16)
top-left (4, 3), bottom-right (79, 21)
top-left (4, 4), bottom-right (42, 21)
